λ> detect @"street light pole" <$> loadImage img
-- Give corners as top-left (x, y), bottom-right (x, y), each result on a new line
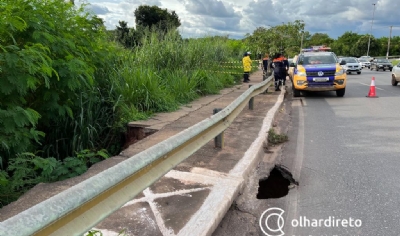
top-left (366, 3), bottom-right (376, 56)
top-left (386, 26), bottom-right (393, 59)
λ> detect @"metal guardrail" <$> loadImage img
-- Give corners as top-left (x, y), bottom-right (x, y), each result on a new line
top-left (0, 75), bottom-right (273, 236)
top-left (372, 55), bottom-right (400, 60)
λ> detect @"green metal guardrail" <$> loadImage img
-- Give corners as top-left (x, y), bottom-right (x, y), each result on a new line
top-left (0, 75), bottom-right (273, 236)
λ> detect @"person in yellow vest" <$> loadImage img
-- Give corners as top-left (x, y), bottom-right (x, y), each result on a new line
top-left (242, 51), bottom-right (252, 83)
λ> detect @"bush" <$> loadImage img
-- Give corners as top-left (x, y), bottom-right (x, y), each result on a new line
top-left (0, 1), bottom-right (252, 207)
top-left (268, 128), bottom-right (288, 145)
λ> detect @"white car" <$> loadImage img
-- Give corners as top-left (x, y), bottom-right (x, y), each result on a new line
top-left (359, 56), bottom-right (373, 62)
top-left (358, 58), bottom-right (371, 68)
top-left (342, 57), bottom-right (362, 74)
top-left (391, 62), bottom-right (400, 86)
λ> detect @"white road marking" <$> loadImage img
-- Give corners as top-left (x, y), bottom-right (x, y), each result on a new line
top-left (123, 187), bottom-right (210, 207)
top-left (359, 82), bottom-right (384, 90)
top-left (143, 188), bottom-right (176, 236)
top-left (285, 99), bottom-right (305, 236)
top-left (88, 86), bottom-right (288, 236)
top-left (177, 88), bottom-right (287, 236)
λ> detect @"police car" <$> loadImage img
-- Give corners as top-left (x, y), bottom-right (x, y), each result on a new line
top-left (289, 46), bottom-right (347, 97)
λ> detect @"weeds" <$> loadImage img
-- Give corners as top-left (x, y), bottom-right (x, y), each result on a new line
top-left (0, 1), bottom-right (249, 208)
top-left (268, 128), bottom-right (288, 145)
top-left (86, 229), bottom-right (126, 236)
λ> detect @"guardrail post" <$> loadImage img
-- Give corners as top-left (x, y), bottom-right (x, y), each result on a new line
top-left (213, 108), bottom-right (224, 148)
top-left (249, 85), bottom-right (254, 110)
top-left (262, 73), bottom-right (268, 94)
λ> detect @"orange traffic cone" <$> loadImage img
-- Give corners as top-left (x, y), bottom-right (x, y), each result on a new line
top-left (366, 77), bottom-right (378, 98)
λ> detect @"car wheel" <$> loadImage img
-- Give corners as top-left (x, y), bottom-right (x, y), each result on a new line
top-left (336, 88), bottom-right (345, 97)
top-left (293, 86), bottom-right (300, 97)
top-left (376, 67), bottom-right (379, 71)
top-left (357, 71), bottom-right (361, 74)
top-left (383, 69), bottom-right (386, 71)
top-left (392, 75), bottom-right (398, 86)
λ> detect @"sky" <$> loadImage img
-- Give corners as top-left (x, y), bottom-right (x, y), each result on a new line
top-left (81, 0), bottom-right (400, 40)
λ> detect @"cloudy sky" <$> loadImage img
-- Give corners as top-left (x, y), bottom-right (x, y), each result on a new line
top-left (82, 0), bottom-right (400, 39)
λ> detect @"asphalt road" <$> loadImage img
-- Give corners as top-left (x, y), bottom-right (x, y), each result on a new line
top-left (278, 68), bottom-right (400, 236)
top-left (214, 68), bottom-right (400, 236)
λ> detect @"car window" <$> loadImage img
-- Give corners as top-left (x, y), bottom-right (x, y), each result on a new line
top-left (377, 59), bottom-right (390, 63)
top-left (300, 55), bottom-right (336, 65)
top-left (344, 58), bottom-right (357, 63)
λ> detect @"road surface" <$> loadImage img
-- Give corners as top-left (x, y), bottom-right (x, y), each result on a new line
top-left (214, 69), bottom-right (400, 236)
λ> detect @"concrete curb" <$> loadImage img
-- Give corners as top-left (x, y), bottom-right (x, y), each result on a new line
top-left (177, 87), bottom-right (287, 236)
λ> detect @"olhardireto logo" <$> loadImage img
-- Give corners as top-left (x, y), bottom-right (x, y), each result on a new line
top-left (259, 207), bottom-right (362, 236)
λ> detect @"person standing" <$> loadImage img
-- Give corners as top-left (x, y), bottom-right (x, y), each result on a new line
top-left (242, 51), bottom-right (252, 83)
top-left (282, 56), bottom-right (289, 85)
top-left (271, 53), bottom-right (286, 91)
top-left (262, 53), bottom-right (269, 80)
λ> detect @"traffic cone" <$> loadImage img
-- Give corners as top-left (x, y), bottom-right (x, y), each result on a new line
top-left (366, 77), bottom-right (378, 98)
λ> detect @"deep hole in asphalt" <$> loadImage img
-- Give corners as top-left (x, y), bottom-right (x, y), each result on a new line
top-left (123, 126), bottom-right (158, 149)
top-left (257, 165), bottom-right (298, 199)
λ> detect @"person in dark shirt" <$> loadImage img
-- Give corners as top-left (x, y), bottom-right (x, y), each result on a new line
top-left (271, 53), bottom-right (286, 91)
top-left (262, 53), bottom-right (269, 80)
top-left (282, 56), bottom-right (289, 85)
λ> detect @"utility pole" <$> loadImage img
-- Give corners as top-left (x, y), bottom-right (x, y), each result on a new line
top-left (366, 3), bottom-right (376, 56)
top-left (300, 32), bottom-right (304, 53)
top-left (386, 26), bottom-right (393, 59)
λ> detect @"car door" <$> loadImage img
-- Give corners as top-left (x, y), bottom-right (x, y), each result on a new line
top-left (394, 63), bottom-right (400, 80)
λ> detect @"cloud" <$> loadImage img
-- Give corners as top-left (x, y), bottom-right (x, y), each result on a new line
top-left (82, 0), bottom-right (400, 39)
top-left (184, 0), bottom-right (239, 18)
top-left (87, 4), bottom-right (110, 15)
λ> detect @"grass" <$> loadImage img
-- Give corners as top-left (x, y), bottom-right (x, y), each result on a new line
top-left (0, 25), bottom-right (249, 208)
top-left (268, 128), bottom-right (289, 145)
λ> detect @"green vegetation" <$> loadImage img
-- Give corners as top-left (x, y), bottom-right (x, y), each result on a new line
top-left (246, 22), bottom-right (400, 58)
top-left (87, 229), bottom-right (127, 236)
top-left (268, 129), bottom-right (289, 145)
top-left (10, 0), bottom-right (398, 209)
top-left (0, 1), bottom-right (249, 207)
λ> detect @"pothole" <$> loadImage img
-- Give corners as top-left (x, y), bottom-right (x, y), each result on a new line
top-left (123, 124), bottom-right (158, 149)
top-left (256, 165), bottom-right (298, 199)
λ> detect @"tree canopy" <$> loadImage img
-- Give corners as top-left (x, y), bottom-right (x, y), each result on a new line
top-left (244, 24), bottom-right (397, 58)
top-left (134, 5), bottom-right (181, 31)
top-left (244, 20), bottom-right (305, 58)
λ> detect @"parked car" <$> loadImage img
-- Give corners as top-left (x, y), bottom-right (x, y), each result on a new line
top-left (341, 57), bottom-right (362, 74)
top-left (288, 55), bottom-right (298, 81)
top-left (391, 62), bottom-right (400, 86)
top-left (289, 51), bottom-right (347, 97)
top-left (358, 58), bottom-right (371, 68)
top-left (370, 58), bottom-right (393, 71)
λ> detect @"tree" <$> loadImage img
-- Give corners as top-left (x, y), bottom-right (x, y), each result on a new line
top-left (244, 20), bottom-right (306, 58)
top-left (308, 33), bottom-right (334, 47)
top-left (331, 31), bottom-right (361, 56)
top-left (388, 36), bottom-right (400, 56)
top-left (116, 21), bottom-right (130, 46)
top-left (134, 5), bottom-right (181, 32)
top-left (352, 35), bottom-right (380, 57)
